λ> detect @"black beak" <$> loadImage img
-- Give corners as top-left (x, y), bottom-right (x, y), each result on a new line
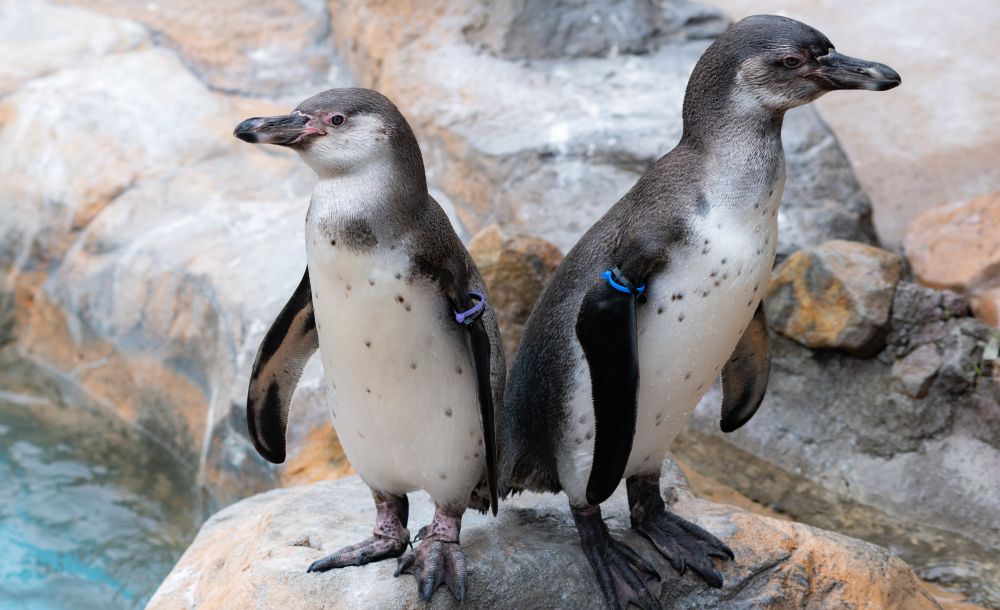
top-left (817, 50), bottom-right (901, 91)
top-left (233, 112), bottom-right (313, 146)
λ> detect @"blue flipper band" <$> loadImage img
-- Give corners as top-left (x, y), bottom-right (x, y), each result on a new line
top-left (454, 291), bottom-right (486, 325)
top-left (602, 270), bottom-right (645, 295)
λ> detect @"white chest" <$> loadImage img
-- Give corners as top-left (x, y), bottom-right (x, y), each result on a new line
top-left (556, 161), bottom-right (784, 506)
top-left (303, 216), bottom-right (483, 507)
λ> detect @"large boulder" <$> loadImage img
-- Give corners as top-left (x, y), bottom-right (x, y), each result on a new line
top-left (681, 281), bottom-right (1000, 605)
top-left (148, 459), bottom-right (939, 609)
top-left (765, 240), bottom-right (903, 356)
top-left (904, 192), bottom-right (1000, 326)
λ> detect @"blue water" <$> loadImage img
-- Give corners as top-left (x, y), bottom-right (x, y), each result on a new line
top-left (0, 391), bottom-right (197, 609)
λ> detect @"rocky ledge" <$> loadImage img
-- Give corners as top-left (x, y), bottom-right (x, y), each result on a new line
top-left (148, 459), bottom-right (939, 609)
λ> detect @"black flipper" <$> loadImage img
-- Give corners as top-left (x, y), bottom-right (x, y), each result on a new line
top-left (459, 295), bottom-right (499, 515)
top-left (576, 269), bottom-right (642, 506)
top-left (247, 269), bottom-right (318, 463)
top-left (719, 301), bottom-right (771, 432)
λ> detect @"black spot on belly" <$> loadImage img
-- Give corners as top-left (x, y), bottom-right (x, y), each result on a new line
top-left (394, 272), bottom-right (402, 280)
top-left (396, 295), bottom-right (405, 303)
top-left (404, 303), bottom-right (411, 312)
top-left (365, 340), bottom-right (372, 348)
top-left (439, 473), bottom-right (447, 480)
top-left (678, 313), bottom-right (685, 322)
top-left (456, 366), bottom-right (463, 375)
top-left (330, 239), bottom-right (337, 246)
top-left (684, 371), bottom-right (692, 380)
top-left (657, 306), bottom-right (664, 315)
top-left (365, 388), bottom-right (372, 394)
top-left (721, 258), bottom-right (727, 265)
top-left (444, 407), bottom-right (453, 417)
top-left (340, 218), bottom-right (378, 249)
top-left (584, 430), bottom-right (593, 440)
top-left (672, 293), bottom-right (683, 301)
top-left (368, 278), bottom-right (375, 286)
top-left (695, 192), bottom-right (710, 216)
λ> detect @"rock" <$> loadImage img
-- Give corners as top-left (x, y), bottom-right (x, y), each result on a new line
top-left (891, 344), bottom-right (942, 399)
top-left (327, 0), bottom-right (879, 256)
top-left (765, 240), bottom-right (903, 356)
top-left (905, 193), bottom-right (1000, 327)
top-left (462, 0), bottom-right (727, 60)
top-left (0, 0), bottom-right (147, 96)
top-left (468, 225), bottom-right (563, 363)
top-left (681, 281), bottom-right (1000, 604)
top-left (63, 0), bottom-right (340, 95)
top-left (148, 458), bottom-right (939, 610)
top-left (970, 287), bottom-right (1000, 327)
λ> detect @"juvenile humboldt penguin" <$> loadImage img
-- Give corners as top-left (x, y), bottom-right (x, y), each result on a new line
top-left (501, 16), bottom-right (900, 609)
top-left (234, 88), bottom-right (504, 603)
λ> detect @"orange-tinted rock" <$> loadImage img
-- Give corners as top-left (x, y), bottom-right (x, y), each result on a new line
top-left (905, 193), bottom-right (1000, 327)
top-left (469, 225), bottom-right (563, 363)
top-left (765, 240), bottom-right (903, 356)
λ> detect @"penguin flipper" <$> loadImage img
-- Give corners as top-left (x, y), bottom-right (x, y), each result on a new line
top-left (465, 315), bottom-right (499, 515)
top-left (247, 269), bottom-right (318, 463)
top-left (576, 272), bottom-right (641, 506)
top-left (720, 301), bottom-right (771, 432)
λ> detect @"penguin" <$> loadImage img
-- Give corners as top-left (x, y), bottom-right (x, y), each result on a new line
top-left (500, 16), bottom-right (900, 609)
top-left (233, 88), bottom-right (504, 603)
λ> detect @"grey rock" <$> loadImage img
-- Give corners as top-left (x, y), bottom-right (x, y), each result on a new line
top-left (462, 0), bottom-right (728, 60)
top-left (891, 344), bottom-right (942, 399)
top-left (148, 459), bottom-right (939, 610)
top-left (681, 282), bottom-right (1000, 605)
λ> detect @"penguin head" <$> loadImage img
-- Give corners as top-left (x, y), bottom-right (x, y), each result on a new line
top-left (690, 15), bottom-right (901, 114)
top-left (234, 88), bottom-right (424, 179)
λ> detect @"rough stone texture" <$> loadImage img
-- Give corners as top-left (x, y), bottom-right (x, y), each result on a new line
top-left (148, 459), bottom-right (939, 610)
top-left (681, 281), bottom-right (1000, 605)
top-left (468, 225), bottom-right (563, 363)
top-left (327, 0), bottom-right (879, 256)
top-left (58, 0), bottom-right (341, 95)
top-left (904, 193), bottom-right (1000, 327)
top-left (765, 240), bottom-right (903, 356)
top-left (462, 0), bottom-right (728, 60)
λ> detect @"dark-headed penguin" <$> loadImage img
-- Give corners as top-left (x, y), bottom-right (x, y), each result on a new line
top-left (234, 88), bottom-right (504, 603)
top-left (500, 16), bottom-right (900, 609)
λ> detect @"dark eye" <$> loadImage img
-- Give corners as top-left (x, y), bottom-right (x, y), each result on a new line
top-left (329, 114), bottom-right (345, 126)
top-left (783, 56), bottom-right (803, 68)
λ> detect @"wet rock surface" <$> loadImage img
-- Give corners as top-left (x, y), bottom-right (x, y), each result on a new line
top-left (149, 459), bottom-right (940, 610)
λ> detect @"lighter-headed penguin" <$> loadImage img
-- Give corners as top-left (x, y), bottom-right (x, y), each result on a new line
top-left (500, 16), bottom-right (900, 609)
top-left (234, 88), bottom-right (504, 603)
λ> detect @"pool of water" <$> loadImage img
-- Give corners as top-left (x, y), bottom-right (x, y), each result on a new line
top-left (0, 387), bottom-right (198, 609)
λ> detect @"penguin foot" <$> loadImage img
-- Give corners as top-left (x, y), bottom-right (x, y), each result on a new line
top-left (394, 508), bottom-right (467, 602)
top-left (572, 504), bottom-right (661, 610)
top-left (308, 491), bottom-right (410, 572)
top-left (627, 475), bottom-right (733, 588)
top-left (307, 533), bottom-right (409, 572)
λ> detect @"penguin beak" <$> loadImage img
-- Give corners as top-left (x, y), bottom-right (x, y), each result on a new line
top-left (815, 50), bottom-right (901, 91)
top-left (233, 112), bottom-right (323, 146)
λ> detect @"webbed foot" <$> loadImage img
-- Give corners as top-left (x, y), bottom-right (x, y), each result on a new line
top-left (627, 474), bottom-right (733, 588)
top-left (307, 491), bottom-right (409, 572)
top-left (572, 504), bottom-right (661, 610)
top-left (394, 508), bottom-right (467, 602)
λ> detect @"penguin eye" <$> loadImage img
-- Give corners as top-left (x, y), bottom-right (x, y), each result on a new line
top-left (782, 56), bottom-right (803, 68)
top-left (328, 114), bottom-right (346, 126)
